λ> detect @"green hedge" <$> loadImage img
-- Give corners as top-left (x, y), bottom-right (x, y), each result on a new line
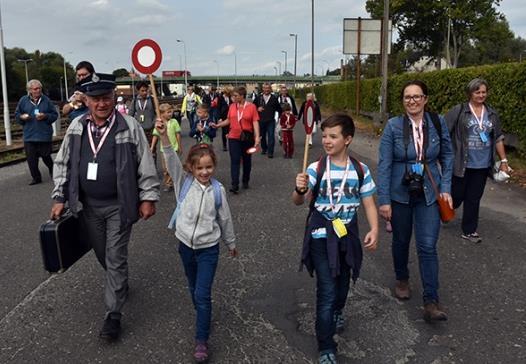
top-left (298, 62), bottom-right (526, 153)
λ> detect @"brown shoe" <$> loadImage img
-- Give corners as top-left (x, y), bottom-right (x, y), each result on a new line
top-left (423, 303), bottom-right (448, 323)
top-left (394, 280), bottom-right (411, 300)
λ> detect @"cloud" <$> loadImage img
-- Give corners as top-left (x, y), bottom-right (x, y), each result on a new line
top-left (136, 0), bottom-right (169, 11)
top-left (89, 0), bottom-right (109, 9)
top-left (217, 45), bottom-right (236, 55)
top-left (126, 14), bottom-right (171, 26)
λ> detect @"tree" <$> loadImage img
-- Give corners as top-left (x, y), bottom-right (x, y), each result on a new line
top-left (112, 68), bottom-right (130, 78)
top-left (365, 0), bottom-right (508, 68)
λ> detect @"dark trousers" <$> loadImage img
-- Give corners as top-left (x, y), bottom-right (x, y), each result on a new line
top-left (310, 238), bottom-right (351, 353)
top-left (178, 243), bottom-right (219, 342)
top-left (259, 119), bottom-right (276, 156)
top-left (186, 111), bottom-right (196, 131)
top-left (282, 130), bottom-right (294, 157)
top-left (452, 168), bottom-right (488, 235)
top-left (24, 141), bottom-right (53, 181)
top-left (228, 138), bottom-right (252, 188)
top-left (391, 196), bottom-right (441, 304)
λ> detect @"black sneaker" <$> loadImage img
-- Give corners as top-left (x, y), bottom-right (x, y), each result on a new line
top-left (261, 150), bottom-right (267, 155)
top-left (461, 232), bottom-right (482, 243)
top-left (29, 179), bottom-right (42, 186)
top-left (268, 154), bottom-right (274, 159)
top-left (229, 186), bottom-right (239, 194)
top-left (99, 317), bottom-right (121, 341)
top-left (242, 182), bottom-right (249, 189)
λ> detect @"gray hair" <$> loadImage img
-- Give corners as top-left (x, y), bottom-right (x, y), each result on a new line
top-left (26, 79), bottom-right (42, 90)
top-left (466, 78), bottom-right (489, 98)
top-left (306, 92), bottom-right (317, 101)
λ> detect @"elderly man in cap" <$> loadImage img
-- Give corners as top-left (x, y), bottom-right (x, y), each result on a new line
top-left (50, 73), bottom-right (160, 341)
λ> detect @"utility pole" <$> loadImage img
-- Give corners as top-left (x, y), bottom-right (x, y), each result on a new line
top-left (289, 33), bottom-right (298, 91)
top-left (0, 1), bottom-right (11, 145)
top-left (380, 0), bottom-right (390, 124)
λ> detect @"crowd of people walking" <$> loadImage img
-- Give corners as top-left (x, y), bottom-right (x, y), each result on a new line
top-left (12, 62), bottom-right (513, 363)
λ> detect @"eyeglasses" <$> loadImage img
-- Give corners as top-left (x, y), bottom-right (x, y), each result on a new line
top-left (403, 94), bottom-right (425, 103)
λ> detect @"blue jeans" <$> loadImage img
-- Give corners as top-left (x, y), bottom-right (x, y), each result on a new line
top-left (391, 196), bottom-right (441, 303)
top-left (310, 238), bottom-right (351, 352)
top-left (228, 138), bottom-right (252, 188)
top-left (259, 119), bottom-right (276, 155)
top-left (178, 243), bottom-right (219, 342)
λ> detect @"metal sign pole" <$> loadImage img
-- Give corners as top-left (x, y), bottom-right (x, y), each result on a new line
top-left (380, 0), bottom-right (390, 123)
top-left (355, 17), bottom-right (362, 116)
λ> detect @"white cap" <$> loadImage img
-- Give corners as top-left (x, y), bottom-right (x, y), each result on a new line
top-left (117, 96), bottom-right (124, 102)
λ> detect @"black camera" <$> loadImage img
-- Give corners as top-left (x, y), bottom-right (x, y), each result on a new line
top-left (403, 172), bottom-right (424, 196)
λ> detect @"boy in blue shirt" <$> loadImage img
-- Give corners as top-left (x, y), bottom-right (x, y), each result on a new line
top-left (293, 113), bottom-right (378, 364)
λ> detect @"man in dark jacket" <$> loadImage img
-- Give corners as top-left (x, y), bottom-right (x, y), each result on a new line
top-left (129, 81), bottom-right (156, 143)
top-left (50, 73), bottom-right (160, 341)
top-left (253, 83), bottom-right (281, 158)
top-left (15, 79), bottom-right (59, 185)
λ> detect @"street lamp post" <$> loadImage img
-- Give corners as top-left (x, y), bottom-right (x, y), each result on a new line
top-left (17, 58), bottom-right (33, 86)
top-left (289, 33), bottom-right (298, 90)
top-left (176, 39), bottom-right (188, 94)
top-left (276, 61), bottom-right (282, 76)
top-left (311, 0), bottom-right (315, 91)
top-left (233, 51), bottom-right (237, 86)
top-left (60, 77), bottom-right (64, 101)
top-left (0, 0), bottom-right (12, 145)
top-left (281, 50), bottom-right (287, 74)
top-left (213, 60), bottom-right (219, 88)
top-left (63, 56), bottom-right (69, 100)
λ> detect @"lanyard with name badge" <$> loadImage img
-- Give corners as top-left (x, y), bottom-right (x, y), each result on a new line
top-left (469, 103), bottom-right (488, 143)
top-left (237, 102), bottom-right (246, 127)
top-left (86, 115), bottom-right (116, 181)
top-left (138, 98), bottom-right (148, 122)
top-left (408, 116), bottom-right (424, 175)
top-left (326, 156), bottom-right (351, 238)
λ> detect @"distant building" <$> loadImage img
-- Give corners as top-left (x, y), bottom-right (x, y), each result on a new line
top-left (408, 57), bottom-right (448, 72)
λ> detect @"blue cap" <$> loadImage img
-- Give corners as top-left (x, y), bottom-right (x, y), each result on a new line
top-left (77, 73), bottom-right (116, 96)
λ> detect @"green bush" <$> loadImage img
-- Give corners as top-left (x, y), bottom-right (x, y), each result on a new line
top-left (299, 62), bottom-right (526, 153)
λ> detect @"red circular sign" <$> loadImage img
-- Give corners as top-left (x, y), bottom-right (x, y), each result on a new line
top-left (131, 39), bottom-right (162, 75)
top-left (304, 99), bottom-right (315, 134)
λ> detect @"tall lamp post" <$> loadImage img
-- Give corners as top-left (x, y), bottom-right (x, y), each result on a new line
top-left (59, 77), bottom-right (64, 101)
top-left (289, 33), bottom-right (298, 90)
top-left (276, 61), bottom-right (282, 76)
top-left (176, 39), bottom-right (188, 94)
top-left (17, 58), bottom-right (33, 86)
top-left (0, 0), bottom-right (11, 145)
top-left (213, 60), bottom-right (219, 88)
top-left (281, 50), bottom-right (287, 74)
top-left (311, 0), bottom-right (315, 91)
top-left (63, 56), bottom-right (69, 100)
top-left (233, 51), bottom-right (237, 86)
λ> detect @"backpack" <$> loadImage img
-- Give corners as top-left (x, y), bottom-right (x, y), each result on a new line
top-left (168, 175), bottom-right (222, 229)
top-left (308, 154), bottom-right (365, 212)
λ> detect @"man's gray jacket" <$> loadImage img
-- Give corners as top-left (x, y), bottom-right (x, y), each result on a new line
top-left (52, 112), bottom-right (160, 229)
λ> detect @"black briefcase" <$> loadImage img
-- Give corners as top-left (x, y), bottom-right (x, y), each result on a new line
top-left (39, 210), bottom-right (91, 273)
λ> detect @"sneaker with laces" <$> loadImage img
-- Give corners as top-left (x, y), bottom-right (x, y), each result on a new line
top-left (193, 341), bottom-right (209, 363)
top-left (318, 351), bottom-right (337, 364)
top-left (334, 311), bottom-right (345, 334)
top-left (461, 232), bottom-right (482, 243)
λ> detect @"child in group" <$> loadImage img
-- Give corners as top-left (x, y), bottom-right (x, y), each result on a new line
top-left (115, 96), bottom-right (129, 115)
top-left (151, 103), bottom-right (182, 192)
top-left (279, 103), bottom-right (297, 158)
top-left (155, 118), bottom-right (237, 363)
top-left (292, 113), bottom-right (378, 364)
top-left (190, 104), bottom-right (217, 145)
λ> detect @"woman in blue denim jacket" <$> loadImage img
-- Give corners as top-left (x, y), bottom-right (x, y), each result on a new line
top-left (377, 80), bottom-right (454, 322)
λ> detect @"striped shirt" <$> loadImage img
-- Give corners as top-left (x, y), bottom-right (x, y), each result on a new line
top-left (307, 159), bottom-right (376, 238)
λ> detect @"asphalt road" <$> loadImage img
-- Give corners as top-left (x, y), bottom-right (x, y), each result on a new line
top-left (1, 120), bottom-right (525, 363)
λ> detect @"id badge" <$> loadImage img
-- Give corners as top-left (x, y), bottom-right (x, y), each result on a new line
top-left (140, 115), bottom-right (145, 122)
top-left (479, 131), bottom-right (488, 143)
top-left (332, 218), bottom-right (348, 238)
top-left (87, 162), bottom-right (98, 181)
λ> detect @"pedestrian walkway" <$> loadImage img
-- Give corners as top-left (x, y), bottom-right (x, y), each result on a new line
top-left (0, 119), bottom-right (525, 363)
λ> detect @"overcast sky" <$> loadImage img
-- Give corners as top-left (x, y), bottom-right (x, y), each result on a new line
top-left (2, 0), bottom-right (525, 77)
